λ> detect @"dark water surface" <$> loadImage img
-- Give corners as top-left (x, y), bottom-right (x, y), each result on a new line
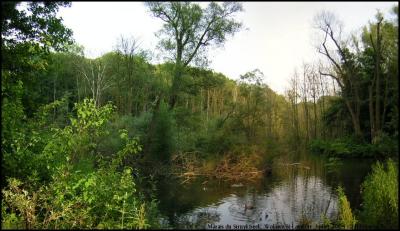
top-left (156, 151), bottom-right (374, 229)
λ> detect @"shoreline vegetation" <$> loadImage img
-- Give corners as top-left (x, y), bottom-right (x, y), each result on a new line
top-left (2, 2), bottom-right (398, 229)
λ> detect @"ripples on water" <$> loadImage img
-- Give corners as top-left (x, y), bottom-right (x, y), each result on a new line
top-left (157, 153), bottom-right (372, 229)
top-left (175, 176), bottom-right (337, 229)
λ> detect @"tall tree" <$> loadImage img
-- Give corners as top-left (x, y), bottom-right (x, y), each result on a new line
top-left (77, 58), bottom-right (112, 108)
top-left (361, 10), bottom-right (398, 143)
top-left (286, 70), bottom-right (301, 145)
top-left (314, 11), bottom-right (363, 139)
top-left (114, 35), bottom-right (141, 114)
top-left (146, 2), bottom-right (243, 108)
top-left (238, 69), bottom-right (266, 140)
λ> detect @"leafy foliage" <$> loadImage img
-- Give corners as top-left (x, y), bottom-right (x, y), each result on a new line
top-left (2, 166), bottom-right (161, 229)
top-left (2, 99), bottom-right (163, 229)
top-left (336, 186), bottom-right (357, 229)
top-left (309, 136), bottom-right (397, 158)
top-left (360, 159), bottom-right (398, 229)
top-left (146, 2), bottom-right (243, 66)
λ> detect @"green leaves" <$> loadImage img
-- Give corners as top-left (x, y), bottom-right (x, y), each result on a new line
top-left (1, 2), bottom-right (73, 51)
top-left (336, 186), bottom-right (357, 229)
top-left (1, 95), bottom-right (161, 228)
top-left (119, 129), bottom-right (129, 141)
top-left (361, 159), bottom-right (398, 228)
top-left (72, 98), bottom-right (115, 133)
top-left (2, 162), bottom-right (159, 229)
top-left (112, 130), bottom-right (142, 169)
top-left (147, 2), bottom-right (243, 67)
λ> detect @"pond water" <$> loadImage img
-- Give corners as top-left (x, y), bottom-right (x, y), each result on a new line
top-left (156, 151), bottom-right (374, 229)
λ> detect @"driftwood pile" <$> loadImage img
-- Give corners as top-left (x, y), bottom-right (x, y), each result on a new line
top-left (213, 154), bottom-right (264, 182)
top-left (171, 152), bottom-right (266, 184)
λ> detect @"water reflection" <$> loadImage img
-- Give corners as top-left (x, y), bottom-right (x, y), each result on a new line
top-left (157, 152), bottom-right (372, 229)
top-left (172, 176), bottom-right (337, 228)
top-left (177, 207), bottom-right (221, 229)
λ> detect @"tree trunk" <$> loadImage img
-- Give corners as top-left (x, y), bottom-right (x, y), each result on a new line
top-left (313, 96), bottom-right (317, 139)
top-left (344, 98), bottom-right (363, 139)
top-left (374, 20), bottom-right (382, 141)
top-left (304, 99), bottom-right (309, 143)
top-left (169, 64), bottom-right (182, 109)
top-left (206, 89), bottom-right (209, 123)
top-left (368, 86), bottom-right (375, 142)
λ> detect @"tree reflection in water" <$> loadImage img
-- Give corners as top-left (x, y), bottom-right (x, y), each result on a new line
top-left (177, 207), bottom-right (221, 229)
top-left (157, 152), bottom-right (372, 228)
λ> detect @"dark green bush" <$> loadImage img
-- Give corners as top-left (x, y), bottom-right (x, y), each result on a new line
top-left (147, 100), bottom-right (176, 164)
top-left (372, 133), bottom-right (398, 158)
top-left (308, 137), bottom-right (391, 158)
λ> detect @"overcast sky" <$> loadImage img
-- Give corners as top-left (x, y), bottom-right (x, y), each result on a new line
top-left (58, 2), bottom-right (397, 94)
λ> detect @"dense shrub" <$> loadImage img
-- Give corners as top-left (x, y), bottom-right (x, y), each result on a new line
top-left (309, 137), bottom-right (396, 158)
top-left (336, 186), bottom-right (357, 229)
top-left (2, 97), bottom-right (71, 185)
top-left (132, 111), bottom-right (153, 137)
top-left (360, 159), bottom-right (398, 229)
top-left (99, 114), bottom-right (137, 158)
top-left (371, 133), bottom-right (398, 158)
top-left (2, 99), bottom-right (163, 229)
top-left (2, 166), bottom-right (161, 229)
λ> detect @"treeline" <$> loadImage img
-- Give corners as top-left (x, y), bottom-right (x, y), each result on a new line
top-left (7, 43), bottom-right (297, 160)
top-left (285, 8), bottom-right (398, 158)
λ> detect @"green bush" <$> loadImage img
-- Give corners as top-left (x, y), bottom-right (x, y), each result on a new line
top-left (337, 186), bottom-right (357, 229)
top-left (1, 201), bottom-right (24, 229)
top-left (2, 98), bottom-right (163, 229)
top-left (309, 139), bottom-right (329, 154)
top-left (2, 166), bottom-right (161, 229)
top-left (98, 114), bottom-right (137, 158)
top-left (2, 97), bottom-right (72, 185)
top-left (132, 111), bottom-right (153, 137)
top-left (309, 138), bottom-right (376, 158)
top-left (98, 112), bottom-right (153, 161)
top-left (372, 133), bottom-right (398, 158)
top-left (360, 159), bottom-right (398, 229)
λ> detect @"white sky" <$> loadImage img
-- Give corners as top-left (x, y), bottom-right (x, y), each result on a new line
top-left (58, 1), bottom-right (397, 94)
